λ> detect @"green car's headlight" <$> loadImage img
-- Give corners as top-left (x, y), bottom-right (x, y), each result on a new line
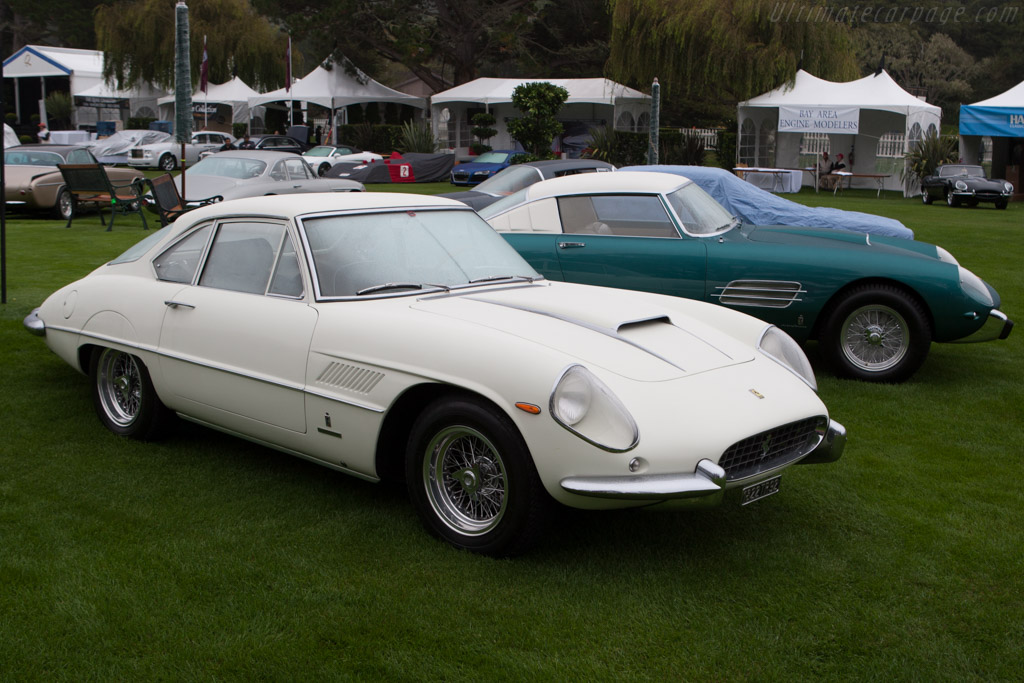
top-left (958, 266), bottom-right (994, 307)
top-left (758, 326), bottom-right (817, 391)
top-left (550, 365), bottom-right (639, 452)
top-left (935, 246), bottom-right (959, 265)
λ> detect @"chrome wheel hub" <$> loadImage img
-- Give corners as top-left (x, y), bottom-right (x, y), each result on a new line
top-left (98, 350), bottom-right (142, 427)
top-left (423, 426), bottom-right (507, 536)
top-left (841, 305), bottom-right (910, 372)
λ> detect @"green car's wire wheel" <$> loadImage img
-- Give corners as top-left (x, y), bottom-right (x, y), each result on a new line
top-left (820, 285), bottom-right (931, 383)
top-left (407, 397), bottom-right (549, 556)
top-left (90, 348), bottom-right (171, 440)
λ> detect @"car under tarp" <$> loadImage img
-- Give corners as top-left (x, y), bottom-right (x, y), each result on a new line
top-left (623, 165), bottom-right (914, 239)
top-left (325, 152), bottom-right (455, 183)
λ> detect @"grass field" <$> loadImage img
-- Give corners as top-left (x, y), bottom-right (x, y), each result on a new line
top-left (1, 186), bottom-right (1021, 679)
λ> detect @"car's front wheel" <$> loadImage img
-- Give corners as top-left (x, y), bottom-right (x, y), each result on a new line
top-left (995, 199), bottom-right (1008, 210)
top-left (54, 187), bottom-right (74, 220)
top-left (406, 397), bottom-right (549, 556)
top-left (921, 191), bottom-right (932, 205)
top-left (159, 153), bottom-right (177, 171)
top-left (90, 347), bottom-right (171, 439)
top-left (946, 189), bottom-right (960, 207)
top-left (819, 285), bottom-right (931, 383)
top-left (318, 162), bottom-right (331, 177)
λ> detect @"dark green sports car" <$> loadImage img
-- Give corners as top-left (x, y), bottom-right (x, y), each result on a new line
top-left (481, 171), bottom-right (1013, 383)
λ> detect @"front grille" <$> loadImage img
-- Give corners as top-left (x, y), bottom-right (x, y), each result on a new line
top-left (719, 416), bottom-right (826, 480)
top-left (451, 171), bottom-right (470, 182)
top-left (130, 149), bottom-right (144, 159)
top-left (713, 280), bottom-right (805, 308)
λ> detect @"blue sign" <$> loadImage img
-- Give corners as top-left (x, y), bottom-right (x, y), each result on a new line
top-left (960, 104), bottom-right (1024, 137)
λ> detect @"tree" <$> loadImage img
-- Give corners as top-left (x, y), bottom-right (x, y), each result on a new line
top-left (506, 82), bottom-right (569, 157)
top-left (606, 0), bottom-right (860, 123)
top-left (95, 0), bottom-right (293, 91)
top-left (1, 0), bottom-right (103, 57)
top-left (470, 112), bottom-right (497, 155)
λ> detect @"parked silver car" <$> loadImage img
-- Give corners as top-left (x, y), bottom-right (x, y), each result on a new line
top-left (129, 131), bottom-right (236, 171)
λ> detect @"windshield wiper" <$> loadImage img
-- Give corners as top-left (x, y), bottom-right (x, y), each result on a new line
top-left (468, 274), bottom-right (537, 284)
top-left (356, 282), bottom-right (423, 295)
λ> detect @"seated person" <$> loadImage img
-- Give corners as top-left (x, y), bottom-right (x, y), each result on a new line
top-left (830, 153), bottom-right (846, 173)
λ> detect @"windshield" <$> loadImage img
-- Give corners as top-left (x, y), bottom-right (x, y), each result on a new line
top-left (473, 151), bottom-right (512, 164)
top-left (477, 188), bottom-right (530, 220)
top-left (665, 182), bottom-right (737, 235)
top-left (186, 156), bottom-right (267, 179)
top-left (301, 208), bottom-right (539, 298)
top-left (474, 165), bottom-right (543, 196)
top-left (939, 165), bottom-right (984, 178)
top-left (305, 146), bottom-right (333, 157)
top-left (4, 150), bottom-right (64, 166)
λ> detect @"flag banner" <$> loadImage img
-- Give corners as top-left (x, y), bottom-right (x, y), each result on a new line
top-left (285, 37), bottom-right (292, 93)
top-left (199, 36), bottom-right (209, 95)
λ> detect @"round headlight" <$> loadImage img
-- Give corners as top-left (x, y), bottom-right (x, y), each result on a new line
top-left (550, 365), bottom-right (638, 452)
top-left (955, 180), bottom-right (968, 191)
top-left (1005, 182), bottom-right (1015, 194)
top-left (758, 326), bottom-right (817, 391)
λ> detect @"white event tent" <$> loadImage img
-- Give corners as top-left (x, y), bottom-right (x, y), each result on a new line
top-left (157, 76), bottom-right (265, 131)
top-left (431, 77), bottom-right (651, 156)
top-left (3, 45), bottom-right (104, 127)
top-left (959, 79), bottom-right (1024, 198)
top-left (737, 69), bottom-right (941, 196)
top-left (74, 80), bottom-right (168, 128)
top-left (250, 61), bottom-right (427, 140)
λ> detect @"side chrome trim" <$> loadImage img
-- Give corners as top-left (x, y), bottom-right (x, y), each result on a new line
top-left (560, 458), bottom-right (726, 500)
top-left (23, 308), bottom-right (45, 337)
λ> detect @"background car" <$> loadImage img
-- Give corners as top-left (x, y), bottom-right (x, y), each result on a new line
top-left (247, 134), bottom-right (309, 155)
top-left (25, 192), bottom-right (843, 556)
top-left (302, 144), bottom-right (384, 176)
top-left (480, 171), bottom-right (1013, 383)
top-left (921, 164), bottom-right (1014, 209)
top-left (4, 144), bottom-right (145, 220)
top-left (171, 150), bottom-right (363, 203)
top-left (450, 150), bottom-right (528, 185)
top-left (87, 129), bottom-right (173, 164)
top-left (440, 159), bottom-right (616, 211)
top-left (129, 130), bottom-right (236, 171)
top-left (623, 165), bottom-right (914, 239)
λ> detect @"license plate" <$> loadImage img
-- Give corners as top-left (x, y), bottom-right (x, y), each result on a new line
top-left (741, 476), bottom-right (781, 505)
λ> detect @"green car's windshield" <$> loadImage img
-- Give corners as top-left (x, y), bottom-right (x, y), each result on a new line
top-left (665, 182), bottom-right (737, 235)
top-left (301, 208), bottom-right (540, 298)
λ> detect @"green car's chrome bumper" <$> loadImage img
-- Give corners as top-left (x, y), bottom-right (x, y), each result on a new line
top-left (954, 309), bottom-right (1013, 344)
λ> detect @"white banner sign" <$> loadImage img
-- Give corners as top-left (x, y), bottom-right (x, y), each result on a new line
top-left (778, 106), bottom-right (860, 133)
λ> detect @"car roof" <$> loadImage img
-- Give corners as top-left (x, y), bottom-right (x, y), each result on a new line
top-left (522, 170), bottom-right (690, 200)
top-left (8, 144), bottom-right (83, 153)
top-left (178, 192), bottom-right (470, 225)
top-left (200, 150), bottom-right (306, 161)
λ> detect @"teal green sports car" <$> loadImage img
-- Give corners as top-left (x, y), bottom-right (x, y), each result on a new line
top-left (480, 171), bottom-right (1013, 383)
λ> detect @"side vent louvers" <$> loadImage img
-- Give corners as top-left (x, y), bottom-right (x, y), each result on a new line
top-left (713, 280), bottom-right (805, 309)
top-left (316, 362), bottom-right (384, 394)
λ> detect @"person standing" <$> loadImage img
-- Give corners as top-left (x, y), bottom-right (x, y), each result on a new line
top-left (37, 122), bottom-right (50, 143)
top-left (238, 134), bottom-right (256, 149)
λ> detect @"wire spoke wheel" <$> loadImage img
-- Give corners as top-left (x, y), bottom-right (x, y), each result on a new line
top-left (840, 304), bottom-right (910, 372)
top-left (423, 425), bottom-right (508, 536)
top-left (96, 349), bottom-right (143, 427)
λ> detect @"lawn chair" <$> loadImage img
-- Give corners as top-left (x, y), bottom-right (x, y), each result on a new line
top-left (57, 163), bottom-right (149, 231)
top-left (146, 173), bottom-right (222, 226)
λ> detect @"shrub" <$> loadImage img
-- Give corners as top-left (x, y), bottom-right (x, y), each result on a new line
top-left (507, 82), bottom-right (569, 157)
top-left (661, 130), bottom-right (706, 166)
top-left (470, 112), bottom-right (497, 154)
top-left (398, 121), bottom-right (437, 153)
top-left (903, 128), bottom-right (958, 185)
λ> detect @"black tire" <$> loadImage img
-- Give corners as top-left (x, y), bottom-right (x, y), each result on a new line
top-left (946, 189), bottom-right (960, 207)
top-left (995, 200), bottom-right (1008, 210)
top-left (90, 347), bottom-right (171, 439)
top-left (921, 191), bottom-right (932, 205)
top-left (318, 162), bottom-right (330, 177)
top-left (54, 187), bottom-right (74, 220)
top-left (406, 397), bottom-right (549, 556)
top-left (819, 284), bottom-right (932, 383)
top-left (966, 199), bottom-right (979, 208)
top-left (159, 153), bottom-right (177, 171)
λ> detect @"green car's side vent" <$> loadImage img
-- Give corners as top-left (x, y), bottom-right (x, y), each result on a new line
top-left (713, 280), bottom-right (805, 309)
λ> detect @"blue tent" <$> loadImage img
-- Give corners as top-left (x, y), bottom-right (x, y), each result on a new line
top-left (959, 80), bottom-right (1024, 138)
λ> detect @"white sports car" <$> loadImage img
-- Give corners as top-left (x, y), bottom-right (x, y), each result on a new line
top-left (302, 145), bottom-right (384, 176)
top-left (24, 193), bottom-right (845, 555)
top-left (128, 130), bottom-right (236, 171)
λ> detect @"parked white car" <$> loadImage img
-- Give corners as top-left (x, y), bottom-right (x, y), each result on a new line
top-left (24, 193), bottom-right (845, 556)
top-left (129, 131), bottom-right (236, 171)
top-left (302, 145), bottom-right (384, 176)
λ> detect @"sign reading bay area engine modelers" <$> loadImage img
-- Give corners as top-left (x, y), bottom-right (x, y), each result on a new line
top-left (778, 106), bottom-right (860, 133)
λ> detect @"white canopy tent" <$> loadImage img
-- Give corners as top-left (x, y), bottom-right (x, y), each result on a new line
top-left (3, 45), bottom-right (104, 127)
top-left (158, 76), bottom-right (265, 131)
top-left (250, 61), bottom-right (427, 141)
top-left (959, 79), bottom-right (1024, 197)
top-left (737, 69), bottom-right (941, 196)
top-left (430, 77), bottom-right (651, 156)
top-left (74, 80), bottom-right (168, 128)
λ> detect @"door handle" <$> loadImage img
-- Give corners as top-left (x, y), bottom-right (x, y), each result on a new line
top-left (558, 242), bottom-right (586, 249)
top-left (164, 300), bottom-right (195, 309)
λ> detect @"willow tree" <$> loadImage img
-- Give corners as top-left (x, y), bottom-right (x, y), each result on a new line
top-left (606, 0), bottom-right (860, 115)
top-left (95, 0), bottom-right (294, 91)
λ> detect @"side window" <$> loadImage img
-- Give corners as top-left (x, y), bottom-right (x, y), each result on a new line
top-left (268, 234), bottom-right (304, 298)
top-left (199, 222), bottom-right (286, 295)
top-left (67, 149), bottom-right (94, 164)
top-left (270, 161), bottom-right (288, 181)
top-left (285, 158), bottom-right (311, 179)
top-left (557, 195), bottom-right (679, 238)
top-left (153, 225), bottom-right (213, 283)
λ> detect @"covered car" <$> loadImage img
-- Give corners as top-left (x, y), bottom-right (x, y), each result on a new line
top-left (24, 193), bottom-right (844, 556)
top-left (128, 130), bottom-right (235, 171)
top-left (89, 130), bottom-right (173, 164)
top-left (622, 165), bottom-right (914, 240)
top-left (481, 172), bottom-right (1012, 383)
top-left (439, 159), bottom-right (616, 211)
top-left (450, 150), bottom-right (528, 186)
top-left (4, 144), bottom-right (144, 220)
top-left (921, 164), bottom-right (1014, 209)
top-left (172, 150), bottom-right (362, 203)
top-left (302, 145), bottom-right (384, 176)
top-left (326, 152), bottom-right (455, 183)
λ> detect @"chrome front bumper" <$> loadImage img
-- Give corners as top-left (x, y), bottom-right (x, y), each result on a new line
top-left (23, 307), bottom-right (45, 337)
top-left (954, 309), bottom-right (1014, 343)
top-left (560, 420), bottom-right (846, 501)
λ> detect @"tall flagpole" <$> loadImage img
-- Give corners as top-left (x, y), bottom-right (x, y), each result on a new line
top-left (201, 35), bottom-right (209, 128)
top-left (286, 36), bottom-right (293, 129)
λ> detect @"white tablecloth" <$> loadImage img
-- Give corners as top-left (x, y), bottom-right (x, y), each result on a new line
top-left (737, 168), bottom-right (803, 193)
top-left (49, 130), bottom-right (92, 144)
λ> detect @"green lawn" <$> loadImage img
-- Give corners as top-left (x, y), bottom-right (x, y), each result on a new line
top-left (1, 188), bottom-right (1021, 679)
